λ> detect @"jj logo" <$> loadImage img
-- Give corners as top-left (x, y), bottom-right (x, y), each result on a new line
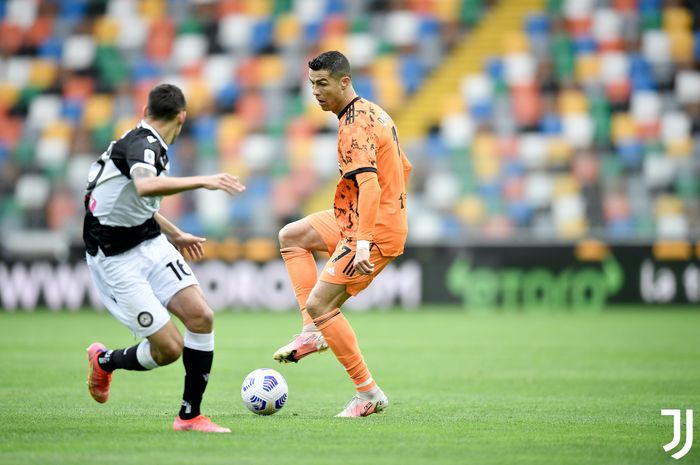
top-left (662, 409), bottom-right (694, 459)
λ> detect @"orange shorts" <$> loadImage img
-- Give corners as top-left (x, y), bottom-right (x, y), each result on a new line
top-left (308, 209), bottom-right (395, 296)
top-left (307, 210), bottom-right (340, 255)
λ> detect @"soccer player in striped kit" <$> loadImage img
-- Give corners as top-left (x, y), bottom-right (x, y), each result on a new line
top-left (83, 83), bottom-right (245, 432)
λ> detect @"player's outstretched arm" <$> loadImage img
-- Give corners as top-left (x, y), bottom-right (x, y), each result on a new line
top-left (133, 167), bottom-right (246, 197)
top-left (154, 212), bottom-right (206, 260)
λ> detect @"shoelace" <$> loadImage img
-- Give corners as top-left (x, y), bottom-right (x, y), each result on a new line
top-left (296, 332), bottom-right (322, 344)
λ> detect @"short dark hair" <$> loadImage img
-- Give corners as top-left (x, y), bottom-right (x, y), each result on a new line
top-left (308, 51), bottom-right (351, 79)
top-left (147, 83), bottom-right (186, 120)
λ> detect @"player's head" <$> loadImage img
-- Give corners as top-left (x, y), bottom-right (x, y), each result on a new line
top-left (308, 51), bottom-right (355, 114)
top-left (145, 83), bottom-right (187, 143)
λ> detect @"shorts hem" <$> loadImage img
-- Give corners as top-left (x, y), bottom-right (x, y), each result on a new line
top-left (161, 281), bottom-right (199, 308)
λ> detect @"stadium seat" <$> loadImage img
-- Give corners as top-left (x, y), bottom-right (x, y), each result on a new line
top-left (2, 0), bottom-right (700, 245)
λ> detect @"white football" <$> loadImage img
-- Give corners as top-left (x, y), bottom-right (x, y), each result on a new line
top-left (241, 368), bottom-right (288, 415)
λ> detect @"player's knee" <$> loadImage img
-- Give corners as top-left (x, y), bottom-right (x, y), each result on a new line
top-left (305, 298), bottom-right (325, 319)
top-left (184, 305), bottom-right (214, 333)
top-left (306, 286), bottom-right (347, 319)
top-left (278, 223), bottom-right (299, 248)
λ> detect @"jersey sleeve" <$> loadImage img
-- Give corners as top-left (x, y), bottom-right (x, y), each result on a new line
top-left (125, 136), bottom-right (159, 177)
top-left (338, 118), bottom-right (378, 179)
top-left (402, 151), bottom-right (412, 187)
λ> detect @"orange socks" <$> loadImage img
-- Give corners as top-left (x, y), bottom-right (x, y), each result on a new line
top-left (280, 246), bottom-right (317, 327)
top-left (282, 246), bottom-right (376, 392)
top-left (313, 310), bottom-right (376, 392)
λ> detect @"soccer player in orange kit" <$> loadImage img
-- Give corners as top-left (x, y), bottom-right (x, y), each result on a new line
top-left (273, 51), bottom-right (412, 417)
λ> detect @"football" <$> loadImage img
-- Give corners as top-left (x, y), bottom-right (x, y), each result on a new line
top-left (240, 368), bottom-right (289, 415)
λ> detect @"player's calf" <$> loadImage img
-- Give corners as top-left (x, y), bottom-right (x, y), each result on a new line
top-left (86, 340), bottom-right (162, 403)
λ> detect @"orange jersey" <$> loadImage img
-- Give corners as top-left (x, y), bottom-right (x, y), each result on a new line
top-left (334, 97), bottom-right (412, 257)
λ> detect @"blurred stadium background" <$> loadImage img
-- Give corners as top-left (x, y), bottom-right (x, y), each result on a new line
top-left (2, 4), bottom-right (700, 464)
top-left (1, 0), bottom-right (700, 312)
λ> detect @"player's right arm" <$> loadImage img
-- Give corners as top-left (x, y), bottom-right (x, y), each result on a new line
top-left (132, 168), bottom-right (246, 197)
top-left (154, 212), bottom-right (206, 260)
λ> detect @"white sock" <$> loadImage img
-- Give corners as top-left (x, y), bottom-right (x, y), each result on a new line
top-left (357, 385), bottom-right (382, 400)
top-left (136, 340), bottom-right (159, 370)
top-left (302, 324), bottom-right (318, 332)
top-left (184, 330), bottom-right (214, 351)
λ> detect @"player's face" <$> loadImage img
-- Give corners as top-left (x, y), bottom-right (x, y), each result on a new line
top-left (309, 69), bottom-right (346, 114)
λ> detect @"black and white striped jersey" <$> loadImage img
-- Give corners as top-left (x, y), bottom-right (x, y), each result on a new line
top-left (83, 120), bottom-right (170, 257)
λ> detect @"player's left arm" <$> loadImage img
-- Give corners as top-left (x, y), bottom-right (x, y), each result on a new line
top-left (354, 171), bottom-right (381, 276)
top-left (401, 152), bottom-right (412, 188)
top-left (154, 212), bottom-right (206, 260)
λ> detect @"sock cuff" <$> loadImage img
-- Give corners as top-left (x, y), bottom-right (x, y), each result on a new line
top-left (312, 308), bottom-right (342, 330)
top-left (280, 246), bottom-right (310, 257)
top-left (136, 340), bottom-right (159, 370)
top-left (184, 330), bottom-right (214, 352)
top-left (302, 322), bottom-right (318, 332)
top-left (355, 377), bottom-right (376, 392)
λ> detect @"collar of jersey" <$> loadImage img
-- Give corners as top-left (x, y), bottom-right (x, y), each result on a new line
top-left (138, 120), bottom-right (169, 150)
top-left (337, 96), bottom-right (361, 120)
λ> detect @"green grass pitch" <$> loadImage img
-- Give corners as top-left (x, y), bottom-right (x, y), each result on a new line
top-left (1, 307), bottom-right (699, 465)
